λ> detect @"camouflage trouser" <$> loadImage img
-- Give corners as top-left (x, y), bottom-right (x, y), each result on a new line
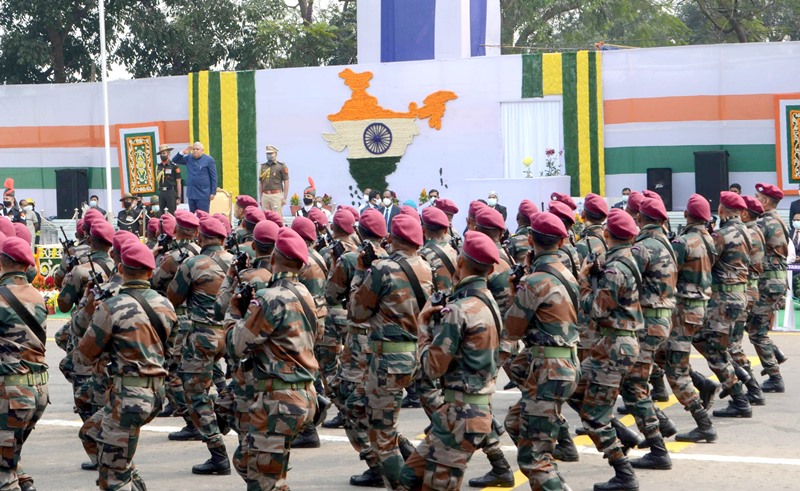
top-left (180, 323), bottom-right (227, 449)
top-left (506, 357), bottom-right (579, 490)
top-left (337, 379), bottom-right (371, 458)
top-left (743, 279), bottom-right (785, 376)
top-left (0, 381), bottom-right (48, 490)
top-left (620, 317), bottom-right (670, 438)
top-left (666, 301), bottom-right (707, 408)
top-left (71, 373), bottom-right (93, 421)
top-left (165, 321), bottom-right (191, 417)
top-left (729, 286), bottom-right (758, 374)
top-left (95, 380), bottom-right (163, 490)
top-left (399, 399), bottom-right (491, 491)
top-left (316, 309), bottom-right (347, 393)
top-left (366, 351), bottom-right (417, 490)
top-left (694, 290), bottom-right (747, 396)
top-left (227, 367), bottom-right (255, 483)
top-left (572, 334), bottom-right (638, 462)
top-left (245, 388), bottom-right (314, 490)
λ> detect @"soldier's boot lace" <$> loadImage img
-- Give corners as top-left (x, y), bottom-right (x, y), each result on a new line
top-left (349, 466), bottom-right (384, 488)
top-left (689, 370), bottom-right (719, 410)
top-left (191, 445), bottom-right (231, 475)
top-left (629, 436), bottom-right (672, 470)
top-left (712, 393), bottom-right (752, 418)
top-left (610, 418), bottom-right (644, 455)
top-left (168, 423), bottom-right (203, 441)
top-left (675, 403), bottom-right (717, 443)
top-left (552, 425), bottom-right (580, 462)
top-left (291, 424), bottom-right (321, 448)
top-left (761, 374), bottom-right (785, 393)
top-left (594, 458), bottom-right (639, 491)
top-left (649, 373), bottom-right (670, 403)
top-left (745, 376), bottom-right (766, 405)
top-left (467, 453), bottom-right (514, 488)
top-left (321, 411), bottom-right (345, 429)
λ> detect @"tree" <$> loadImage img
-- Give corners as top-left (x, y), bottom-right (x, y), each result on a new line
top-left (680, 0), bottom-right (800, 43)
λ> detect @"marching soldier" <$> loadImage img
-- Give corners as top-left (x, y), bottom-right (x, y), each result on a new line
top-left (77, 240), bottom-right (177, 490)
top-left (419, 206), bottom-right (458, 293)
top-left (576, 194), bottom-right (609, 262)
top-left (547, 201), bottom-right (581, 278)
top-left (156, 144), bottom-right (182, 213)
top-left (259, 145), bottom-right (290, 213)
top-left (433, 198), bottom-right (461, 250)
top-left (399, 232), bottom-right (502, 490)
top-left (506, 200), bottom-right (538, 263)
top-left (233, 195), bottom-right (259, 244)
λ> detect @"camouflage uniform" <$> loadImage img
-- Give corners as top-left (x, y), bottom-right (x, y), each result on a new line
top-left (623, 224), bottom-right (676, 439)
top-left (227, 271), bottom-right (319, 490)
top-left (349, 249), bottom-right (433, 490)
top-left (729, 219), bottom-right (764, 376)
top-left (399, 275), bottom-right (500, 490)
top-left (667, 223), bottom-right (714, 407)
top-left (503, 252), bottom-right (580, 490)
top-left (744, 209), bottom-right (788, 376)
top-left (167, 244), bottom-right (233, 453)
top-left (77, 280), bottom-right (177, 490)
top-left (575, 225), bottom-right (608, 360)
top-left (571, 243), bottom-right (641, 463)
top-left (419, 238), bottom-right (458, 294)
top-left (300, 246), bottom-right (329, 356)
top-left (694, 217), bottom-right (750, 398)
top-left (507, 225), bottom-right (532, 264)
top-left (0, 272), bottom-right (48, 491)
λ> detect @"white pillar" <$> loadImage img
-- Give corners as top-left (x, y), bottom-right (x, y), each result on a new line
top-left (357, 0), bottom-right (382, 64)
top-left (435, 0), bottom-right (471, 60)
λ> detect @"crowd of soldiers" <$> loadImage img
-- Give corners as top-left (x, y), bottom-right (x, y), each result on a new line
top-left (0, 177), bottom-right (790, 491)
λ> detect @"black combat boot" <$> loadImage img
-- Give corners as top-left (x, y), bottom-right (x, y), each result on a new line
top-left (157, 402), bottom-right (176, 417)
top-left (690, 370), bottom-right (719, 409)
top-left (610, 418), bottom-right (644, 454)
top-left (593, 458), bottom-right (639, 491)
top-left (762, 374), bottom-right (785, 393)
top-left (675, 402), bottom-right (717, 443)
top-left (775, 346), bottom-right (789, 365)
top-left (398, 435), bottom-right (415, 460)
top-left (712, 393), bottom-right (752, 418)
top-left (552, 425), bottom-right (580, 462)
top-left (168, 422), bottom-right (203, 441)
top-left (629, 436), bottom-right (672, 470)
top-left (80, 461), bottom-right (98, 471)
top-left (191, 446), bottom-right (231, 475)
top-left (745, 376), bottom-right (766, 405)
top-left (291, 424), bottom-right (321, 448)
top-left (655, 407), bottom-right (677, 439)
top-left (350, 466), bottom-right (385, 487)
top-left (18, 476), bottom-right (36, 491)
top-left (503, 380), bottom-right (518, 390)
top-left (322, 411), bottom-right (345, 429)
top-left (467, 453), bottom-right (515, 488)
top-left (215, 408), bottom-right (231, 436)
top-left (492, 415), bottom-right (507, 436)
top-left (616, 405), bottom-right (631, 415)
top-left (732, 363), bottom-right (752, 385)
top-left (650, 373), bottom-right (670, 403)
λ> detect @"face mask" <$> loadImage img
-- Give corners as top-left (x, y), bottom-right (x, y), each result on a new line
top-left (152, 205), bottom-right (160, 213)
top-left (487, 198), bottom-right (497, 207)
top-left (382, 198), bottom-right (392, 207)
top-left (267, 154), bottom-right (276, 162)
top-left (371, 198), bottom-right (380, 205)
top-left (90, 200), bottom-right (98, 208)
top-left (303, 198), bottom-right (313, 206)
top-left (23, 205), bottom-right (33, 212)
top-left (3, 201), bottom-right (10, 208)
top-left (315, 202), bottom-right (323, 208)
top-left (160, 154), bottom-right (169, 162)
top-left (123, 201), bottom-right (132, 209)
top-left (794, 221), bottom-right (800, 229)
top-left (429, 197), bottom-right (437, 203)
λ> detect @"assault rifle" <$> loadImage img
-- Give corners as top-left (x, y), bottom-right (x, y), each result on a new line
top-left (87, 255), bottom-right (112, 301)
top-left (60, 226), bottom-right (79, 270)
top-left (231, 241), bottom-right (253, 314)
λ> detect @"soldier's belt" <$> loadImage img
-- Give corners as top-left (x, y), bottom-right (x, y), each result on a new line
top-left (528, 345), bottom-right (574, 359)
top-left (680, 298), bottom-right (707, 307)
top-left (643, 308), bottom-right (672, 319)
top-left (762, 270), bottom-right (787, 280)
top-left (160, 186), bottom-right (176, 192)
top-left (261, 189), bottom-right (282, 195)
top-left (711, 283), bottom-right (747, 293)
top-left (370, 340), bottom-right (417, 354)
top-left (118, 375), bottom-right (163, 389)
top-left (193, 321), bottom-right (224, 330)
top-left (175, 306), bottom-right (188, 315)
top-left (748, 279), bottom-right (759, 288)
top-left (0, 371), bottom-right (48, 386)
top-left (253, 378), bottom-right (311, 392)
top-left (599, 327), bottom-right (637, 337)
top-left (348, 326), bottom-right (368, 335)
top-left (443, 389), bottom-right (490, 405)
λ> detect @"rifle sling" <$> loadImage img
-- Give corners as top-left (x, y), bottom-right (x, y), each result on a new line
top-left (534, 263), bottom-right (579, 313)
top-left (0, 286), bottom-right (46, 345)
top-left (120, 289), bottom-right (169, 347)
top-left (428, 243), bottom-right (456, 277)
top-left (391, 254), bottom-right (427, 312)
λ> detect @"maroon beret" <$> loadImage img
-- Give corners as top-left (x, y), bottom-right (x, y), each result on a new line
top-left (175, 211), bottom-right (200, 229)
top-left (213, 213), bottom-right (232, 235)
top-left (606, 209), bottom-right (638, 240)
top-left (195, 209), bottom-right (210, 220)
top-left (720, 191), bottom-right (746, 210)
top-left (291, 216), bottom-right (317, 242)
top-left (12, 222), bottom-right (31, 244)
top-left (551, 192), bottom-right (577, 210)
top-left (626, 191), bottom-right (644, 214)
top-left (468, 200), bottom-right (487, 218)
top-left (548, 200), bottom-right (575, 225)
top-left (1, 236), bottom-right (34, 267)
top-left (236, 195), bottom-right (258, 209)
top-left (421, 206), bottom-right (449, 229)
top-left (742, 195), bottom-right (764, 216)
top-left (113, 230), bottom-right (139, 252)
top-left (333, 209), bottom-right (355, 234)
top-left (584, 193), bottom-right (609, 218)
top-left (475, 206), bottom-right (505, 230)
top-left (641, 190), bottom-right (662, 203)
top-left (0, 232), bottom-right (8, 248)
top-left (399, 206), bottom-right (419, 221)
top-left (686, 194), bottom-right (712, 222)
top-left (275, 227), bottom-right (308, 265)
top-left (264, 210), bottom-right (284, 228)
top-left (120, 240), bottom-right (155, 270)
top-left (254, 220), bottom-right (280, 244)
top-left (340, 205), bottom-right (360, 222)
top-left (531, 211), bottom-right (568, 238)
top-left (83, 208), bottom-right (104, 223)
top-left (755, 182), bottom-right (784, 201)
top-left (244, 207), bottom-right (266, 226)
top-left (308, 207), bottom-right (329, 228)
top-left (161, 214), bottom-right (177, 238)
top-left (391, 213), bottom-right (423, 247)
top-left (462, 231), bottom-right (500, 265)
top-left (199, 217), bottom-right (227, 238)
top-left (434, 198), bottom-right (459, 215)
top-left (75, 219), bottom-right (85, 236)
top-left (90, 220), bottom-right (114, 245)
top-left (639, 197), bottom-right (668, 221)
top-left (359, 208), bottom-right (387, 238)
top-left (518, 200), bottom-right (539, 222)
top-left (0, 217), bottom-right (15, 238)
top-left (147, 218), bottom-right (159, 235)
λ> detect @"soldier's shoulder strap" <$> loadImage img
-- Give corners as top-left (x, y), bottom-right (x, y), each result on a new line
top-left (534, 263), bottom-right (579, 313)
top-left (121, 289), bottom-right (168, 347)
top-left (390, 253), bottom-right (427, 312)
top-left (427, 243), bottom-right (456, 277)
top-left (208, 253), bottom-right (228, 273)
top-left (185, 243), bottom-right (200, 256)
top-left (461, 289), bottom-right (501, 335)
top-left (558, 246), bottom-right (579, 278)
top-left (0, 286), bottom-right (46, 345)
top-left (94, 257), bottom-right (113, 278)
top-left (615, 256), bottom-right (642, 294)
top-left (280, 280), bottom-right (317, 330)
top-left (309, 250), bottom-right (328, 276)
top-left (651, 233), bottom-right (677, 265)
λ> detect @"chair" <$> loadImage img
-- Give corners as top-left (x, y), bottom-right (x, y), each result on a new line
top-left (209, 187), bottom-right (232, 221)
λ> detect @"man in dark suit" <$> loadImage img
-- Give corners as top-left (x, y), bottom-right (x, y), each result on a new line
top-left (790, 189), bottom-right (800, 235)
top-left (360, 189), bottom-right (382, 214)
top-left (487, 191), bottom-right (507, 221)
top-left (379, 189), bottom-right (400, 229)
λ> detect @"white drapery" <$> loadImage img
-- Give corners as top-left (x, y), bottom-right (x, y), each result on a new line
top-left (501, 100), bottom-right (563, 179)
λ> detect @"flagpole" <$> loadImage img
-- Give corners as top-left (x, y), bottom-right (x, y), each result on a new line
top-left (99, 0), bottom-right (113, 217)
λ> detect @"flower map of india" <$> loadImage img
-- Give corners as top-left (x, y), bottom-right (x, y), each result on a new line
top-left (323, 68), bottom-right (458, 192)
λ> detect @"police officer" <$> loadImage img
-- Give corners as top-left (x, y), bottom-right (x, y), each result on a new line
top-left (156, 144), bottom-right (182, 213)
top-left (227, 227), bottom-right (319, 490)
top-left (259, 145), bottom-right (290, 213)
top-left (400, 231), bottom-right (502, 490)
top-left (0, 237), bottom-right (49, 491)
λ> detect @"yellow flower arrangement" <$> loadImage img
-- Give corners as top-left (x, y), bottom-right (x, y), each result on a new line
top-left (290, 193), bottom-right (300, 206)
top-left (522, 157), bottom-right (533, 178)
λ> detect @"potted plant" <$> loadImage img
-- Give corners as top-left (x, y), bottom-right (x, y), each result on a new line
top-left (522, 157), bottom-right (533, 178)
top-left (289, 193), bottom-right (301, 216)
top-left (321, 194), bottom-right (333, 212)
top-left (418, 188), bottom-right (429, 207)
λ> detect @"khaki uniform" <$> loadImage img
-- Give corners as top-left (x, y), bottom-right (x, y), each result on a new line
top-left (259, 161), bottom-right (289, 212)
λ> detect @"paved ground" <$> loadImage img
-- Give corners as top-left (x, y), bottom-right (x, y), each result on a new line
top-left (19, 321), bottom-right (800, 490)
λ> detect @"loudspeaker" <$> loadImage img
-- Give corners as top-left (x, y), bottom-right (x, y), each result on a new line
top-left (647, 168), bottom-right (673, 211)
top-left (694, 151), bottom-right (729, 209)
top-left (55, 169), bottom-right (89, 219)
